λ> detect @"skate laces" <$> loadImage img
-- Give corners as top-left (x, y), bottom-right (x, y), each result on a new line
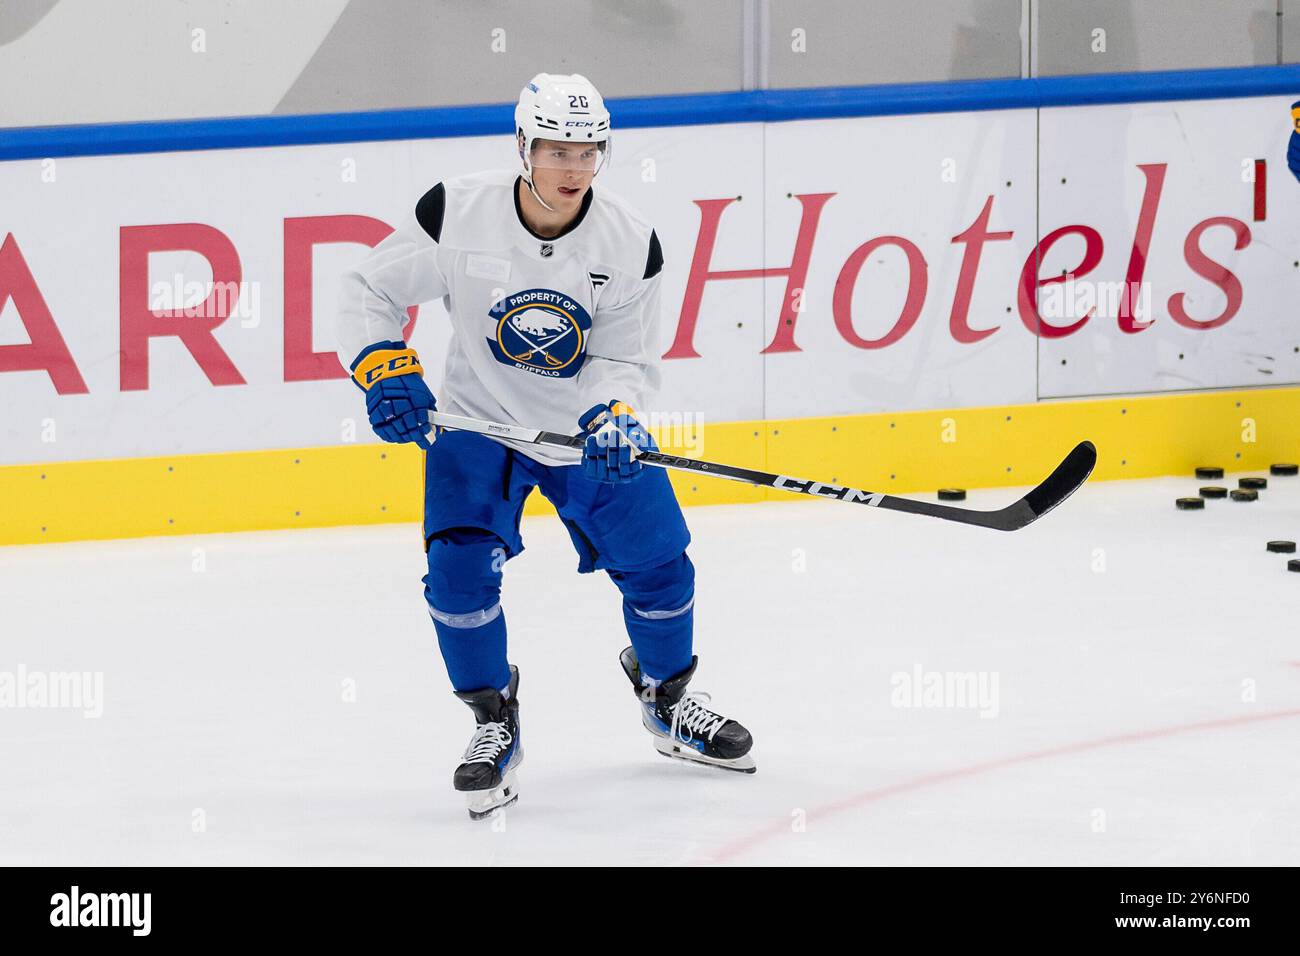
top-left (669, 692), bottom-right (727, 743)
top-left (463, 721), bottom-right (512, 764)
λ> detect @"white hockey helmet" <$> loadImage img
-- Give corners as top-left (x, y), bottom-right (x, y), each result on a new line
top-left (515, 73), bottom-right (611, 205)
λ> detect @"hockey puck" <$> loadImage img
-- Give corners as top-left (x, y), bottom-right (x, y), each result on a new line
top-left (1239, 476), bottom-right (1268, 490)
top-left (1230, 489), bottom-right (1258, 502)
top-left (1199, 486), bottom-right (1227, 499)
top-left (937, 488), bottom-right (966, 501)
top-left (1271, 463), bottom-right (1299, 476)
top-left (1290, 559), bottom-right (1300, 573)
top-left (1267, 540), bottom-right (1297, 554)
top-left (1195, 466), bottom-right (1224, 480)
top-left (1175, 497), bottom-right (1205, 510)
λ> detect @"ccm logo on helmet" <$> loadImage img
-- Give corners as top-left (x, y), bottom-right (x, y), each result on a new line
top-left (566, 121), bottom-right (594, 127)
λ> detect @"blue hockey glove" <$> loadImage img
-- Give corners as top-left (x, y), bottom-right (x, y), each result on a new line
top-left (578, 400), bottom-right (656, 484)
top-left (1289, 101), bottom-right (1300, 184)
top-left (350, 340), bottom-right (437, 450)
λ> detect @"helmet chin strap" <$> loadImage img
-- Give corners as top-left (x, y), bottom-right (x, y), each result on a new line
top-left (523, 171), bottom-right (557, 213)
top-left (519, 142), bottom-right (558, 213)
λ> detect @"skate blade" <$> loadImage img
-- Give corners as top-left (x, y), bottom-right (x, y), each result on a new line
top-left (653, 737), bottom-right (757, 774)
top-left (465, 769), bottom-right (520, 820)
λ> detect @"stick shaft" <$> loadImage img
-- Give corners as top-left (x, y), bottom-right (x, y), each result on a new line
top-left (427, 411), bottom-right (1096, 532)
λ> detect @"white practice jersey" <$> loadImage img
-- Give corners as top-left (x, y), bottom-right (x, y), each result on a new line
top-left (336, 169), bottom-right (664, 466)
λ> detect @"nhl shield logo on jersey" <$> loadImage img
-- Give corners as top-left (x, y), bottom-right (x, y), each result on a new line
top-left (487, 288), bottom-right (591, 378)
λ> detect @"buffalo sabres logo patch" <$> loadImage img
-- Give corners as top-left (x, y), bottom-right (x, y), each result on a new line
top-left (487, 288), bottom-right (591, 378)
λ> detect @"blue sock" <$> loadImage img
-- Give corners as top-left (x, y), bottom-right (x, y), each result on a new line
top-left (425, 528), bottom-right (512, 693)
top-left (608, 553), bottom-right (696, 682)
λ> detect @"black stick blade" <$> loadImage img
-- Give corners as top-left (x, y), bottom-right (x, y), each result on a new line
top-left (1018, 440), bottom-right (1098, 526)
top-left (827, 440), bottom-right (1097, 531)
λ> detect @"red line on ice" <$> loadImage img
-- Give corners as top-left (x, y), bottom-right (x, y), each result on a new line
top-left (702, 706), bottom-right (1300, 865)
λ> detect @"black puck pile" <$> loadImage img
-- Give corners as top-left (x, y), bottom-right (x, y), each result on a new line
top-left (1179, 463), bottom-right (1299, 572)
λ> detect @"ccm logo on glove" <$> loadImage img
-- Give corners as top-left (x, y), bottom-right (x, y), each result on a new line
top-left (351, 345), bottom-right (425, 388)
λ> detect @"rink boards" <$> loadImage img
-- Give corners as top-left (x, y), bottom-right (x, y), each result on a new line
top-left (4, 383), bottom-right (1299, 544)
top-left (3, 91), bottom-right (1300, 544)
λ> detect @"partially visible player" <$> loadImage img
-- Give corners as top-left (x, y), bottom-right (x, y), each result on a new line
top-left (336, 73), bottom-right (755, 819)
top-left (1289, 99), bottom-right (1299, 183)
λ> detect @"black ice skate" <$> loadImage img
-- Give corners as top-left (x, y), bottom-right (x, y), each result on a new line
top-left (619, 647), bottom-right (756, 773)
top-left (453, 666), bottom-right (522, 819)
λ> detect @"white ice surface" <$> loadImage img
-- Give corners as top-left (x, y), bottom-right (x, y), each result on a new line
top-left (2, 474), bottom-right (1299, 866)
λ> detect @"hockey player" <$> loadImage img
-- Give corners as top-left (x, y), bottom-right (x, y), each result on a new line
top-left (1290, 99), bottom-right (1300, 183)
top-left (336, 73), bottom-right (755, 819)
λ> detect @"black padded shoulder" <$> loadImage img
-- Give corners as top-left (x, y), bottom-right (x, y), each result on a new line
top-left (644, 229), bottom-right (663, 279)
top-left (415, 182), bottom-right (446, 242)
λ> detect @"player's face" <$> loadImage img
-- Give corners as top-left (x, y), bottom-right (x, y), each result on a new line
top-left (528, 139), bottom-right (602, 211)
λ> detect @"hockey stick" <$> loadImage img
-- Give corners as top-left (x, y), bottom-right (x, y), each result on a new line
top-left (427, 411), bottom-right (1097, 532)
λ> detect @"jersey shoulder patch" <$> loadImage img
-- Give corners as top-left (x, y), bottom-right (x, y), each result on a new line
top-left (643, 230), bottom-right (663, 280)
top-left (415, 183), bottom-right (446, 242)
